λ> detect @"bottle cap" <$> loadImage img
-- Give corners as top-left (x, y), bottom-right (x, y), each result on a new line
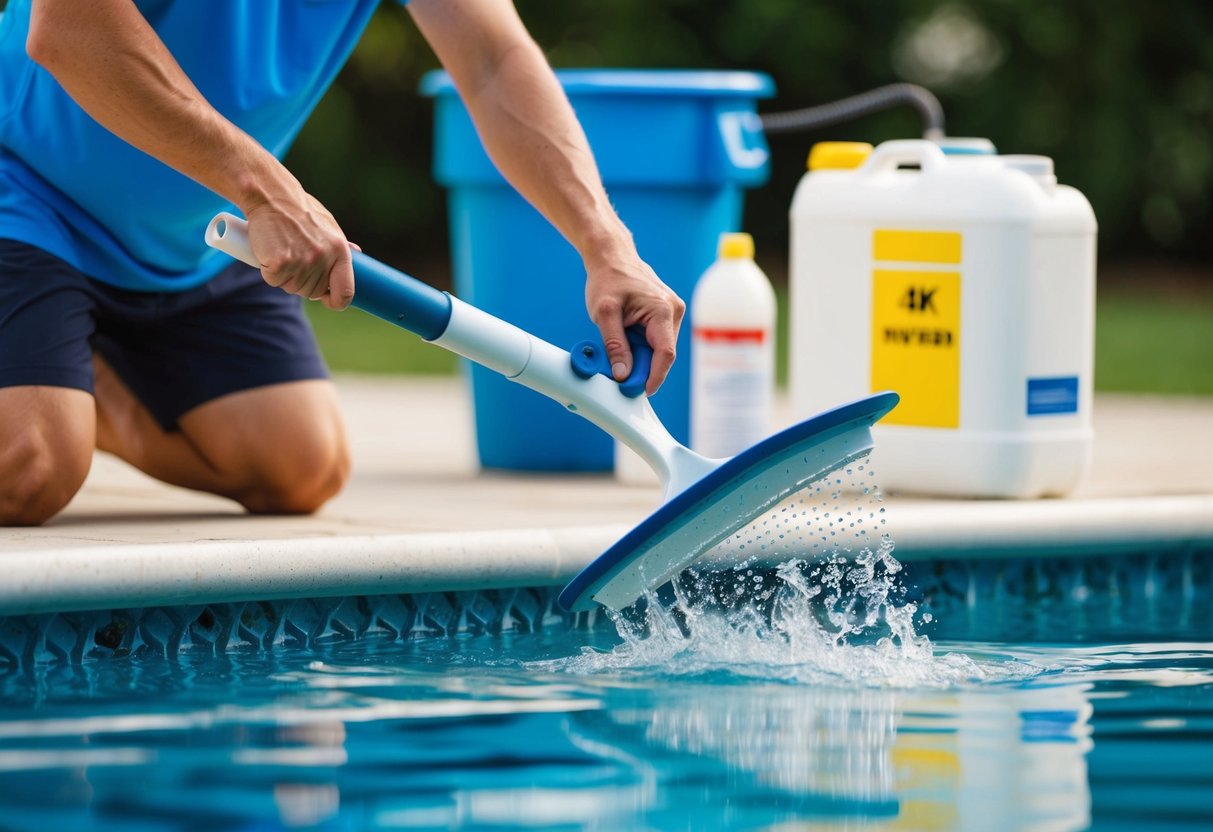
top-left (807, 142), bottom-right (874, 171)
top-left (934, 137), bottom-right (997, 155)
top-left (717, 232), bottom-right (754, 260)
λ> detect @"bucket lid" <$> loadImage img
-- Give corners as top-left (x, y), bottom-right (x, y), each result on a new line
top-left (421, 69), bottom-right (775, 98)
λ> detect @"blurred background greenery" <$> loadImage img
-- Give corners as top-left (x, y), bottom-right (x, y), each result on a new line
top-left (289, 0), bottom-right (1212, 395)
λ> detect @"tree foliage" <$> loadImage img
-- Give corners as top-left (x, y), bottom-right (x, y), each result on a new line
top-left (287, 0), bottom-right (1213, 279)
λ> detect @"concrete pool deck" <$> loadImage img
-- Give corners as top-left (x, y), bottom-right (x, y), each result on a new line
top-left (2, 376), bottom-right (1212, 617)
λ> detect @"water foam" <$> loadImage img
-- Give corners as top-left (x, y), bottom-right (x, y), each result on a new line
top-left (548, 466), bottom-right (1038, 688)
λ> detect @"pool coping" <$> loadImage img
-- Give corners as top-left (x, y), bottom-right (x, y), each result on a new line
top-left (2, 377), bottom-right (1211, 618)
top-left (3, 493), bottom-right (1211, 617)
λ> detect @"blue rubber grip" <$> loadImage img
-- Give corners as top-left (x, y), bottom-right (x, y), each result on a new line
top-left (349, 251), bottom-right (452, 341)
top-left (621, 328), bottom-right (652, 397)
top-left (569, 326), bottom-right (652, 397)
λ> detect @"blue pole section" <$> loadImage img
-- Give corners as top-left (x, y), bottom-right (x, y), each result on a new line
top-left (204, 213), bottom-right (453, 342)
top-left (349, 251), bottom-right (452, 341)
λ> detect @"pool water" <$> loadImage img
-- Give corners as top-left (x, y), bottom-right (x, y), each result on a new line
top-left (1, 553), bottom-right (1211, 831)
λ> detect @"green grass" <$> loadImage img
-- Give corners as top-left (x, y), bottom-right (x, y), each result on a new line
top-left (307, 282), bottom-right (1213, 396)
top-left (305, 304), bottom-right (457, 375)
top-left (1094, 290), bottom-right (1213, 395)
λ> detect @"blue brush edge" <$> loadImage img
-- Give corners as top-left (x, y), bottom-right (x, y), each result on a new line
top-left (557, 391), bottom-right (900, 612)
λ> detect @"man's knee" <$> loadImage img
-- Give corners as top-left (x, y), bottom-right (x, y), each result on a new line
top-left (0, 427), bottom-right (92, 526)
top-left (180, 380), bottom-right (350, 515)
top-left (0, 387), bottom-right (94, 526)
top-left (237, 428), bottom-right (351, 515)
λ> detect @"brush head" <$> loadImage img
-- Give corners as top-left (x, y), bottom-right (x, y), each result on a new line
top-left (559, 392), bottom-right (900, 612)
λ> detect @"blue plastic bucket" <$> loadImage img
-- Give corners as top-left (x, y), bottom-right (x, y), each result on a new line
top-left (422, 70), bottom-right (775, 471)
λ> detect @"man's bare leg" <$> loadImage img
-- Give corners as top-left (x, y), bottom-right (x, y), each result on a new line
top-left (0, 386), bottom-right (95, 526)
top-left (93, 355), bottom-right (349, 514)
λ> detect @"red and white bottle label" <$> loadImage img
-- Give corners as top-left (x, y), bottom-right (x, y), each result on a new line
top-left (691, 327), bottom-right (773, 458)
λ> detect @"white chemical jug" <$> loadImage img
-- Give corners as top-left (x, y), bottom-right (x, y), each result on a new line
top-left (790, 140), bottom-right (1098, 498)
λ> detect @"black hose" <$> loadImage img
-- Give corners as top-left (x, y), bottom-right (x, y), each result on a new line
top-left (759, 83), bottom-right (945, 140)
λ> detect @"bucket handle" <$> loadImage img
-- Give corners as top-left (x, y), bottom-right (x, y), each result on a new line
top-left (717, 110), bottom-right (769, 175)
top-left (858, 139), bottom-right (947, 175)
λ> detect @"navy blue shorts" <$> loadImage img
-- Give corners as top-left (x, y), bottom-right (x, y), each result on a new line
top-left (0, 239), bottom-right (329, 430)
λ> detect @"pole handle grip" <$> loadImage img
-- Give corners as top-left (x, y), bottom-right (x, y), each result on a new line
top-left (205, 212), bottom-right (453, 340)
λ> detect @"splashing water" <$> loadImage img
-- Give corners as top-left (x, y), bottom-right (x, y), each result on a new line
top-left (547, 465), bottom-right (1037, 688)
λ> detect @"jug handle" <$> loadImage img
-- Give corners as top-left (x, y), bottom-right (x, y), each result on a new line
top-left (858, 139), bottom-right (947, 175)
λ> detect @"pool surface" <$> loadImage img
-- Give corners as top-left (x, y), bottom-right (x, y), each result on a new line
top-left (1, 544), bottom-right (1210, 832)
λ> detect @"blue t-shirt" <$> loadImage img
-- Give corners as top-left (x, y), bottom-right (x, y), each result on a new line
top-left (0, 0), bottom-right (401, 291)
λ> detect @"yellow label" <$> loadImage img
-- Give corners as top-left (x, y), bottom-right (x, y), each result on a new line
top-left (873, 229), bottom-right (962, 264)
top-left (871, 269), bottom-right (961, 428)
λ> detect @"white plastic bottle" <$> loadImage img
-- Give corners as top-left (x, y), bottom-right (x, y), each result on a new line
top-left (690, 232), bottom-right (777, 459)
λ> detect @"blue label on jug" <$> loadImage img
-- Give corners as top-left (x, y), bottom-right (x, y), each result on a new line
top-left (1027, 376), bottom-right (1079, 416)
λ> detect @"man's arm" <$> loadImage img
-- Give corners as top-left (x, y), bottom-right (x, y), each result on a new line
top-left (408, 0), bottom-right (685, 395)
top-left (27, 0), bottom-right (354, 309)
